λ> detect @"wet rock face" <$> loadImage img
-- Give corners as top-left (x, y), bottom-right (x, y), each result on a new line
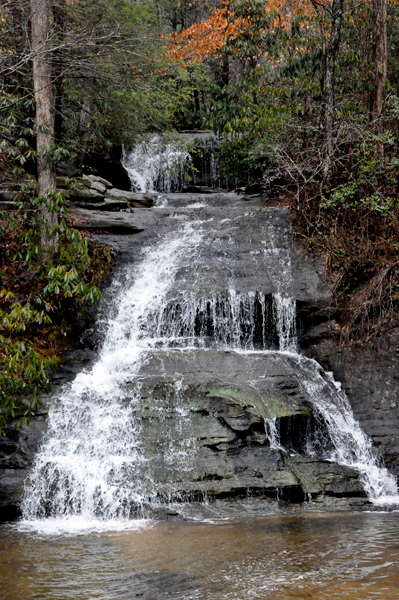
top-left (0, 347), bottom-right (366, 521)
top-left (294, 255), bottom-right (399, 482)
top-left (119, 350), bottom-right (364, 504)
top-left (0, 419), bottom-right (47, 521)
top-left (0, 349), bottom-right (96, 522)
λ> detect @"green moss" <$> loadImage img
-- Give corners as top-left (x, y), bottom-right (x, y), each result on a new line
top-left (205, 385), bottom-right (310, 420)
top-left (130, 377), bottom-right (312, 421)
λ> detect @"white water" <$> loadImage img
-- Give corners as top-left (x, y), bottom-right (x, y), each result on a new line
top-left (154, 289), bottom-right (276, 350)
top-left (265, 417), bottom-right (284, 450)
top-left (122, 135), bottom-right (191, 193)
top-left (269, 271), bottom-right (398, 502)
top-left (300, 361), bottom-right (399, 503)
top-left (21, 153), bottom-right (399, 527)
top-left (261, 352), bottom-right (399, 502)
top-left (22, 221), bottom-right (203, 522)
top-left (273, 293), bottom-right (297, 352)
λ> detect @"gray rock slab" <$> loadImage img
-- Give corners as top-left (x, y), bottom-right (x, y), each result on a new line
top-left (89, 180), bottom-right (107, 194)
top-left (115, 349), bottom-right (366, 502)
top-left (87, 174), bottom-right (113, 188)
top-left (78, 199), bottom-right (129, 211)
top-left (72, 208), bottom-right (145, 234)
top-left (106, 188), bottom-right (153, 207)
top-left (71, 188), bottom-right (105, 203)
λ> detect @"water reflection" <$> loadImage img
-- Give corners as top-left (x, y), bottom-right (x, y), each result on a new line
top-left (1, 512), bottom-right (399, 599)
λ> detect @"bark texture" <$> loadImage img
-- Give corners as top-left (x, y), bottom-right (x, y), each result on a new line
top-left (11, 0), bottom-right (23, 55)
top-left (53, 0), bottom-right (66, 144)
top-left (322, 0), bottom-right (344, 179)
top-left (30, 0), bottom-right (57, 246)
top-left (371, 0), bottom-right (388, 124)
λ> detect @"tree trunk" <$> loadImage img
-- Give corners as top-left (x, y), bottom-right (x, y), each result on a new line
top-left (11, 1), bottom-right (24, 55)
top-left (371, 0), bottom-right (387, 125)
top-left (30, 0), bottom-right (57, 248)
top-left (54, 75), bottom-right (64, 145)
top-left (322, 0), bottom-right (344, 179)
top-left (78, 96), bottom-right (93, 167)
top-left (53, 0), bottom-right (66, 144)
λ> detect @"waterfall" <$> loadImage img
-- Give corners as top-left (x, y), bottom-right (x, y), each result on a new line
top-left (267, 356), bottom-right (399, 503)
top-left (22, 220), bottom-right (203, 522)
top-left (152, 290), bottom-right (277, 350)
top-left (122, 135), bottom-right (192, 193)
top-left (21, 189), bottom-right (399, 527)
top-left (269, 256), bottom-right (397, 501)
top-left (273, 293), bottom-right (297, 352)
top-left (300, 364), bottom-right (399, 503)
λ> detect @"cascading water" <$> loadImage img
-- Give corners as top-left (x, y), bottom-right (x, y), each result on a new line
top-left (122, 135), bottom-right (192, 193)
top-left (273, 293), bottom-right (297, 352)
top-left (153, 290), bottom-right (277, 350)
top-left (300, 364), bottom-right (399, 502)
top-left (21, 168), bottom-right (399, 527)
top-left (22, 220), bottom-right (203, 522)
top-left (265, 248), bottom-right (397, 501)
top-left (265, 354), bottom-right (399, 502)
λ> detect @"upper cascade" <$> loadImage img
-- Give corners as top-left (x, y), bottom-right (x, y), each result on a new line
top-left (122, 135), bottom-right (192, 193)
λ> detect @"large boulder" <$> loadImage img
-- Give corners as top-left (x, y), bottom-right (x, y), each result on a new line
top-left (87, 174), bottom-right (113, 189)
top-left (71, 187), bottom-right (105, 203)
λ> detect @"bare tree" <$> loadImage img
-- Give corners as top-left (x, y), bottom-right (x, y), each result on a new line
top-left (320, 0), bottom-right (344, 179)
top-left (30, 0), bottom-right (57, 247)
top-left (53, 0), bottom-right (66, 144)
top-left (370, 0), bottom-right (387, 126)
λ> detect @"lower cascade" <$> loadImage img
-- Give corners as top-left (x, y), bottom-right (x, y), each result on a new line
top-left (22, 190), bottom-right (399, 525)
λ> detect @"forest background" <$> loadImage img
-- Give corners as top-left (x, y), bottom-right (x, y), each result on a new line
top-left (0, 0), bottom-right (398, 430)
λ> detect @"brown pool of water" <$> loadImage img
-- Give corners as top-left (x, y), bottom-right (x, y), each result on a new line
top-left (0, 511), bottom-right (399, 599)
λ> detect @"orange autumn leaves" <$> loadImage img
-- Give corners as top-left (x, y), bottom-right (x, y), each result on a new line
top-left (166, 5), bottom-right (248, 64)
top-left (165, 0), bottom-right (315, 65)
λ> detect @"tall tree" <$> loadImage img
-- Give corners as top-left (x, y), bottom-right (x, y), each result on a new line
top-left (371, 0), bottom-right (388, 125)
top-left (30, 0), bottom-right (57, 247)
top-left (316, 0), bottom-right (344, 178)
top-left (53, 0), bottom-right (66, 144)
